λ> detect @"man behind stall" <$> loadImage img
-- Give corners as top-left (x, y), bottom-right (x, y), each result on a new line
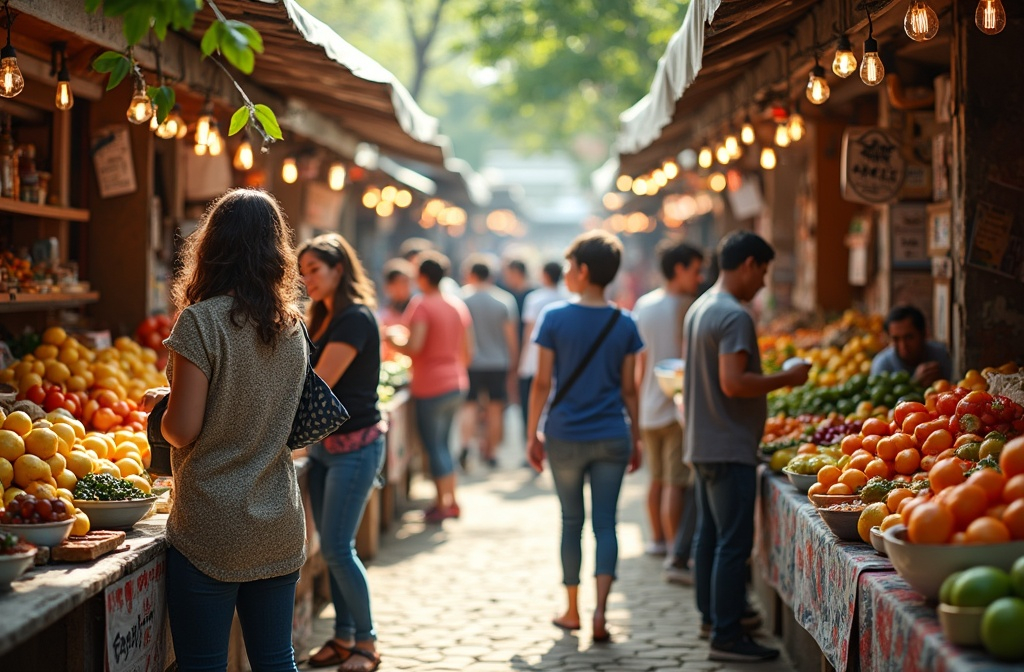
top-left (870, 305), bottom-right (952, 387)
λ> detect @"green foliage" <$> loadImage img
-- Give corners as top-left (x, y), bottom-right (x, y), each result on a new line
top-left (146, 85), bottom-right (176, 123)
top-left (229, 106), bottom-right (250, 136)
top-left (200, 18), bottom-right (264, 75)
top-left (87, 0), bottom-right (202, 46)
top-left (91, 51), bottom-right (132, 91)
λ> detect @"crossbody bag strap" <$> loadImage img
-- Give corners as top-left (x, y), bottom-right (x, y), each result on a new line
top-left (548, 308), bottom-right (621, 411)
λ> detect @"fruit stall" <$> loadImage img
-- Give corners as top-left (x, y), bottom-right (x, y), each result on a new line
top-left (754, 354), bottom-right (1024, 671)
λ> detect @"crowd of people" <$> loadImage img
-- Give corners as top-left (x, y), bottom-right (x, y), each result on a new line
top-left (145, 186), bottom-right (881, 669)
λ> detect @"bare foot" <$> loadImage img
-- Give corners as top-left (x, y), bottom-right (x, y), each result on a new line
top-left (593, 612), bottom-right (610, 642)
top-left (552, 613), bottom-right (581, 630)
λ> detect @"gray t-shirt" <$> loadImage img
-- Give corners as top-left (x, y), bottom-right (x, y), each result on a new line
top-left (635, 288), bottom-right (691, 429)
top-left (683, 289), bottom-right (766, 465)
top-left (462, 283), bottom-right (518, 371)
top-left (870, 342), bottom-right (953, 380)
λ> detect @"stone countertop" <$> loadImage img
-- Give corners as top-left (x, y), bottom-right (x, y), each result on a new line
top-left (0, 514), bottom-right (169, 656)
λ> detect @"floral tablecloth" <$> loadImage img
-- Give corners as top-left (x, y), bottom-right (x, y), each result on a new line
top-left (858, 572), bottom-right (1021, 672)
top-left (756, 469), bottom-right (893, 671)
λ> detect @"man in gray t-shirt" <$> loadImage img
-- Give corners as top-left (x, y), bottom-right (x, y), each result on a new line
top-left (682, 231), bottom-right (809, 663)
top-left (459, 257), bottom-right (519, 469)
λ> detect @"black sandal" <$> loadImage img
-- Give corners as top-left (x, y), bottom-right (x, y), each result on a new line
top-left (339, 647), bottom-right (381, 672)
top-left (308, 639), bottom-right (351, 668)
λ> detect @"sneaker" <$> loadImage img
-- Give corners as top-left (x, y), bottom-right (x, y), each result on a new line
top-left (708, 635), bottom-right (779, 662)
top-left (644, 540), bottom-right (668, 556)
top-left (699, 610), bottom-right (763, 639)
top-left (663, 555), bottom-right (691, 570)
top-left (663, 566), bottom-right (693, 586)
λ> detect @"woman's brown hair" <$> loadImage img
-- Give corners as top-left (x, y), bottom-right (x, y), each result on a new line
top-left (297, 233), bottom-right (377, 337)
top-left (171, 188), bottom-right (303, 345)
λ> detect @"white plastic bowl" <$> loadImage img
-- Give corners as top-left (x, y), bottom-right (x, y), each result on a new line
top-left (653, 359), bottom-right (685, 398)
top-left (782, 467), bottom-right (818, 493)
top-left (73, 497), bottom-right (156, 530)
top-left (882, 525), bottom-right (1024, 601)
top-left (0, 518), bottom-right (74, 547)
top-left (0, 549), bottom-right (36, 588)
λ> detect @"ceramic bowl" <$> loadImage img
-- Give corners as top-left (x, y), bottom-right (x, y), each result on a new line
top-left (883, 525), bottom-right (1024, 601)
top-left (0, 548), bottom-right (36, 589)
top-left (653, 359), bottom-right (685, 398)
top-left (938, 604), bottom-right (985, 647)
top-left (0, 518), bottom-right (74, 547)
top-left (782, 467), bottom-right (818, 493)
top-left (816, 507), bottom-right (865, 542)
top-left (809, 493), bottom-right (862, 508)
top-left (73, 497), bottom-right (157, 531)
top-left (869, 526), bottom-right (888, 556)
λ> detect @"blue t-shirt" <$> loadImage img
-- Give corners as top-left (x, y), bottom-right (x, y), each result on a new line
top-left (534, 302), bottom-right (644, 441)
top-left (870, 342), bottom-right (953, 381)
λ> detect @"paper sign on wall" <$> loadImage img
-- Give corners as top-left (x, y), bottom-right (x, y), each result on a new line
top-left (105, 555), bottom-right (168, 672)
top-left (91, 126), bottom-right (137, 199)
top-left (840, 127), bottom-right (905, 204)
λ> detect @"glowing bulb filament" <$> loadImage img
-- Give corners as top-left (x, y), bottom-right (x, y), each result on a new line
top-left (976, 0), bottom-right (1006, 34)
top-left (282, 158), bottom-right (298, 184)
top-left (760, 147), bottom-right (777, 170)
top-left (774, 123), bottom-right (791, 148)
top-left (740, 123), bottom-right (755, 146)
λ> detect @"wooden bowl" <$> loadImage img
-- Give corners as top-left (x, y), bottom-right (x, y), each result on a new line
top-left (816, 507), bottom-right (865, 542)
top-left (809, 493), bottom-right (862, 508)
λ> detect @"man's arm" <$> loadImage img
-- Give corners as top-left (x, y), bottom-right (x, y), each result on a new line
top-left (719, 350), bottom-right (809, 398)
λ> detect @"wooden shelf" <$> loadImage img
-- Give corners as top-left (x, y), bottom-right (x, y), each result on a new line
top-left (0, 199), bottom-right (90, 222)
top-left (0, 291), bottom-right (100, 313)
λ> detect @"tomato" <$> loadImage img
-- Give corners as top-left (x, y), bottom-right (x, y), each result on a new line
top-left (902, 411), bottom-right (933, 437)
top-left (958, 413), bottom-right (982, 435)
top-left (915, 418), bottom-right (949, 445)
top-left (43, 389), bottom-right (66, 413)
top-left (61, 396), bottom-right (80, 417)
top-left (895, 401), bottom-right (929, 427)
top-left (144, 331), bottom-right (164, 350)
top-left (110, 400), bottom-right (131, 418)
top-left (82, 399), bottom-right (99, 424)
top-left (25, 384), bottom-right (46, 406)
top-left (936, 391), bottom-right (960, 417)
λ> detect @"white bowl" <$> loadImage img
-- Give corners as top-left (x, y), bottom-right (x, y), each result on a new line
top-left (653, 359), bottom-right (685, 398)
top-left (0, 549), bottom-right (36, 588)
top-left (782, 467), bottom-right (818, 493)
top-left (869, 526), bottom-right (887, 556)
top-left (0, 518), bottom-right (74, 547)
top-left (73, 497), bottom-right (157, 530)
top-left (882, 525), bottom-right (1024, 601)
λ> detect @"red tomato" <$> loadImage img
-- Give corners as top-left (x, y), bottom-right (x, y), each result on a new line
top-left (25, 384), bottom-right (46, 406)
top-left (144, 331), bottom-right (164, 350)
top-left (61, 396), bottom-right (80, 417)
top-left (895, 401), bottom-right (929, 427)
top-left (43, 389), bottom-right (66, 413)
top-left (111, 400), bottom-right (131, 418)
top-left (936, 392), bottom-right (960, 417)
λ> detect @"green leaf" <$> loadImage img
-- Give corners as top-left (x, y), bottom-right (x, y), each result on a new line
top-left (201, 23), bottom-right (221, 57)
top-left (220, 23), bottom-right (255, 74)
top-left (122, 9), bottom-right (151, 45)
top-left (84, 0), bottom-right (103, 13)
top-left (229, 106), bottom-right (250, 136)
top-left (106, 59), bottom-right (131, 91)
top-left (226, 20), bottom-right (264, 54)
top-left (92, 51), bottom-right (128, 74)
top-left (253, 104), bottom-right (283, 141)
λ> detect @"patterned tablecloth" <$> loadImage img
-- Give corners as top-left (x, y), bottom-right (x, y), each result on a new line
top-left (755, 469), bottom-right (893, 671)
top-left (858, 572), bottom-right (1022, 672)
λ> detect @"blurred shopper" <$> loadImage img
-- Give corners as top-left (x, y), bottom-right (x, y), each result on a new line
top-left (516, 261), bottom-right (565, 452)
top-left (634, 241), bottom-right (704, 564)
top-left (527, 230), bottom-right (644, 643)
top-left (459, 255), bottom-right (519, 469)
top-left (378, 258), bottom-right (415, 327)
top-left (870, 304), bottom-right (952, 386)
top-left (385, 252), bottom-right (473, 523)
top-left (502, 257), bottom-right (534, 345)
top-left (298, 234), bottom-right (384, 672)
top-left (143, 189), bottom-right (307, 671)
top-left (683, 231), bottom-right (809, 662)
top-left (398, 237), bottom-right (460, 296)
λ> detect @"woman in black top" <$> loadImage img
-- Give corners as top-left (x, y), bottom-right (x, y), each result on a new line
top-left (299, 233), bottom-right (384, 672)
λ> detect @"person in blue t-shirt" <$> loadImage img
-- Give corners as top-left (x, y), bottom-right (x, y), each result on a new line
top-left (527, 230), bottom-right (644, 644)
top-left (870, 305), bottom-right (953, 386)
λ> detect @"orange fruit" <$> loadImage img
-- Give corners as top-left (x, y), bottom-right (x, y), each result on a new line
top-left (1001, 499), bottom-right (1024, 540)
top-left (839, 469), bottom-right (868, 491)
top-left (876, 437), bottom-right (899, 461)
top-left (964, 516), bottom-right (1011, 544)
top-left (894, 449), bottom-right (921, 475)
top-left (954, 433), bottom-right (984, 449)
top-left (901, 411), bottom-right (932, 436)
top-left (807, 482), bottom-right (828, 498)
top-left (841, 434), bottom-right (862, 456)
top-left (817, 465), bottom-right (841, 488)
top-left (861, 435), bottom-right (882, 455)
top-left (887, 487), bottom-right (915, 512)
top-left (987, 504), bottom-right (1008, 519)
top-left (880, 513), bottom-right (904, 532)
top-left (921, 429), bottom-right (953, 456)
top-left (1000, 437), bottom-right (1024, 478)
top-left (1003, 474), bottom-right (1024, 503)
top-left (865, 458), bottom-right (890, 479)
top-left (907, 501), bottom-right (955, 544)
top-left (929, 458), bottom-right (966, 494)
top-left (900, 493), bottom-right (928, 517)
top-left (967, 468), bottom-right (1007, 505)
top-left (827, 483), bottom-right (853, 495)
top-left (950, 531), bottom-right (968, 545)
top-left (847, 454), bottom-right (872, 473)
top-left (862, 417), bottom-right (891, 437)
top-left (946, 484), bottom-right (989, 530)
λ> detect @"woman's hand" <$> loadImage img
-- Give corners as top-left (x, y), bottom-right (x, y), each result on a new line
top-left (141, 387), bottom-right (170, 412)
top-left (527, 435), bottom-right (546, 473)
top-left (383, 324), bottom-right (409, 347)
top-left (628, 437), bottom-right (642, 474)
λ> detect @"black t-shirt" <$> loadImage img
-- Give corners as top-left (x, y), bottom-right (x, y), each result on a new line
top-left (310, 304), bottom-right (381, 432)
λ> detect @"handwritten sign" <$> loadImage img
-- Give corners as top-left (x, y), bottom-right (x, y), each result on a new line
top-left (105, 555), bottom-right (168, 672)
top-left (91, 126), bottom-right (137, 199)
top-left (841, 127), bottom-right (905, 204)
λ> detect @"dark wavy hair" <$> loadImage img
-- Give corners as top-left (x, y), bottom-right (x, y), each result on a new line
top-left (171, 188), bottom-right (302, 345)
top-left (297, 233), bottom-right (377, 337)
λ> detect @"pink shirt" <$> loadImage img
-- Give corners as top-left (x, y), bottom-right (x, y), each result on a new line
top-left (404, 292), bottom-right (471, 398)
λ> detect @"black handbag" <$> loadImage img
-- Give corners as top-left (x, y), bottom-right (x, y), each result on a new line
top-left (145, 395), bottom-right (173, 476)
top-left (287, 322), bottom-right (350, 450)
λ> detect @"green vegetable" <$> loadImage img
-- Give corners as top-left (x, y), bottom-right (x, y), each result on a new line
top-left (73, 473), bottom-right (148, 501)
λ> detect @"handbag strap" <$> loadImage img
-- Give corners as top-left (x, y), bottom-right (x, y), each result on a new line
top-left (548, 307), bottom-right (621, 411)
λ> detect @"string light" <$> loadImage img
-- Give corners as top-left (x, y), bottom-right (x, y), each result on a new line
top-left (905, 1), bottom-right (939, 41)
top-left (206, 121), bottom-right (223, 156)
top-left (774, 123), bottom-right (791, 148)
top-left (195, 101), bottom-right (213, 148)
top-left (760, 147), bottom-right (777, 170)
top-left (662, 160), bottom-right (679, 179)
top-left (281, 157), bottom-right (298, 184)
top-left (631, 178), bottom-right (649, 196)
top-left (53, 42), bottom-right (73, 110)
top-left (652, 168), bottom-right (668, 187)
top-left (806, 63), bottom-right (830, 104)
top-left (395, 189), bottom-right (412, 208)
top-left (708, 172), bottom-right (727, 193)
top-left (725, 134), bottom-right (741, 159)
top-left (715, 144), bottom-right (730, 165)
top-left (975, 0), bottom-right (1006, 35)
top-left (615, 174), bottom-right (633, 192)
top-left (740, 117), bottom-right (756, 145)
top-left (0, 2), bottom-right (23, 98)
top-left (233, 140), bottom-right (254, 171)
top-left (126, 73), bottom-right (153, 124)
top-left (832, 35), bottom-right (857, 78)
top-left (861, 11), bottom-right (884, 86)
top-left (698, 145), bottom-right (713, 169)
top-left (328, 162), bottom-right (346, 191)
top-left (171, 105), bottom-right (189, 139)
top-left (787, 111), bottom-right (806, 143)
top-left (155, 108), bottom-right (184, 140)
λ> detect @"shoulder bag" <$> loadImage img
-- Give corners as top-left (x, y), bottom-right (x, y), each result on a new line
top-left (547, 307), bottom-right (622, 411)
top-left (287, 321), bottom-right (350, 450)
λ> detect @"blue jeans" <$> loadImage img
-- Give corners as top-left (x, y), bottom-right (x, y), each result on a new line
top-left (546, 436), bottom-right (630, 585)
top-left (671, 483), bottom-right (697, 565)
top-left (166, 546), bottom-right (299, 672)
top-left (308, 436), bottom-right (386, 641)
top-left (414, 390), bottom-right (463, 478)
top-left (692, 462), bottom-right (757, 643)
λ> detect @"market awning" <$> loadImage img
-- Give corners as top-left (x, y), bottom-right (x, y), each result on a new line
top-left (190, 0), bottom-right (450, 167)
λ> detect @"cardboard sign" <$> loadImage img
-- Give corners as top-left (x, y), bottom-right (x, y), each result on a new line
top-left (91, 126), bottom-right (137, 199)
top-left (841, 127), bottom-right (905, 204)
top-left (105, 555), bottom-right (168, 672)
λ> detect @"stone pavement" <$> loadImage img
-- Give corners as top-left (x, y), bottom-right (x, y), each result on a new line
top-left (300, 454), bottom-right (793, 672)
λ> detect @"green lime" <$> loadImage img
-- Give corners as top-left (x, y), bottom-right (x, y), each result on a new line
top-left (953, 566), bottom-right (1012, 608)
top-left (955, 442), bottom-right (982, 462)
top-left (982, 597), bottom-right (1024, 661)
top-left (1012, 557), bottom-right (1024, 599)
top-left (892, 370), bottom-right (911, 384)
top-left (940, 571), bottom-right (963, 605)
top-left (980, 438), bottom-right (1005, 460)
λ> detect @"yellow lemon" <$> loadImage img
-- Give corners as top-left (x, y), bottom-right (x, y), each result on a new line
top-left (0, 457), bottom-right (12, 489)
top-left (24, 428), bottom-right (59, 460)
top-left (52, 416), bottom-right (85, 440)
top-left (71, 511), bottom-right (90, 536)
top-left (55, 469), bottom-right (77, 492)
top-left (65, 451), bottom-right (94, 480)
top-left (24, 481), bottom-right (57, 499)
top-left (2, 486), bottom-right (25, 506)
top-left (112, 431), bottom-right (136, 447)
top-left (97, 460), bottom-right (121, 478)
top-left (13, 454), bottom-right (52, 488)
top-left (58, 347), bottom-right (79, 365)
top-left (0, 429), bottom-right (25, 462)
top-left (44, 361), bottom-right (71, 384)
top-left (126, 474), bottom-right (152, 494)
top-left (80, 436), bottom-right (108, 460)
top-left (114, 441), bottom-right (142, 462)
top-left (42, 326), bottom-right (67, 346)
top-left (50, 422), bottom-right (76, 450)
top-left (115, 458), bottom-right (143, 477)
top-left (45, 452), bottom-right (66, 478)
top-left (2, 411), bottom-right (33, 437)
top-left (18, 372), bottom-right (43, 392)
top-left (34, 344), bottom-right (59, 360)
top-left (857, 502), bottom-right (891, 544)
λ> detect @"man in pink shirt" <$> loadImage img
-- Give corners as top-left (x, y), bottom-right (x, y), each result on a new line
top-left (385, 251), bottom-right (474, 523)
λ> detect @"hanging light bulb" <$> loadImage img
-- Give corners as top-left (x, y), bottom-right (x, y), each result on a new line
top-left (715, 144), bottom-right (730, 165)
top-left (832, 35), bottom-right (857, 79)
top-left (725, 135), bottom-right (741, 159)
top-left (698, 145), bottom-right (713, 169)
top-left (806, 64), bottom-right (830, 104)
top-left (740, 117), bottom-right (756, 145)
top-left (395, 189), bottom-right (412, 208)
top-left (975, 0), bottom-right (1006, 35)
top-left (171, 105), bottom-right (189, 140)
top-left (663, 160), bottom-right (679, 179)
top-left (631, 178), bottom-right (649, 196)
top-left (155, 113), bottom-right (180, 140)
top-left (195, 104), bottom-right (213, 148)
top-left (206, 121), bottom-right (223, 156)
top-left (860, 37), bottom-right (885, 86)
top-left (282, 157), bottom-right (298, 184)
top-left (787, 112), bottom-right (806, 143)
top-left (194, 140), bottom-right (207, 156)
top-left (328, 162), bottom-right (346, 191)
top-left (905, 2), bottom-right (940, 41)
top-left (126, 77), bottom-right (154, 125)
top-left (708, 172), bottom-right (727, 193)
top-left (54, 46), bottom-right (73, 110)
top-left (760, 147), bottom-right (777, 170)
top-left (233, 140), bottom-right (254, 171)
top-left (0, 19), bottom-right (24, 99)
top-left (149, 113), bottom-right (160, 131)
top-left (615, 175), bottom-right (633, 192)
top-left (774, 123), bottom-right (791, 148)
